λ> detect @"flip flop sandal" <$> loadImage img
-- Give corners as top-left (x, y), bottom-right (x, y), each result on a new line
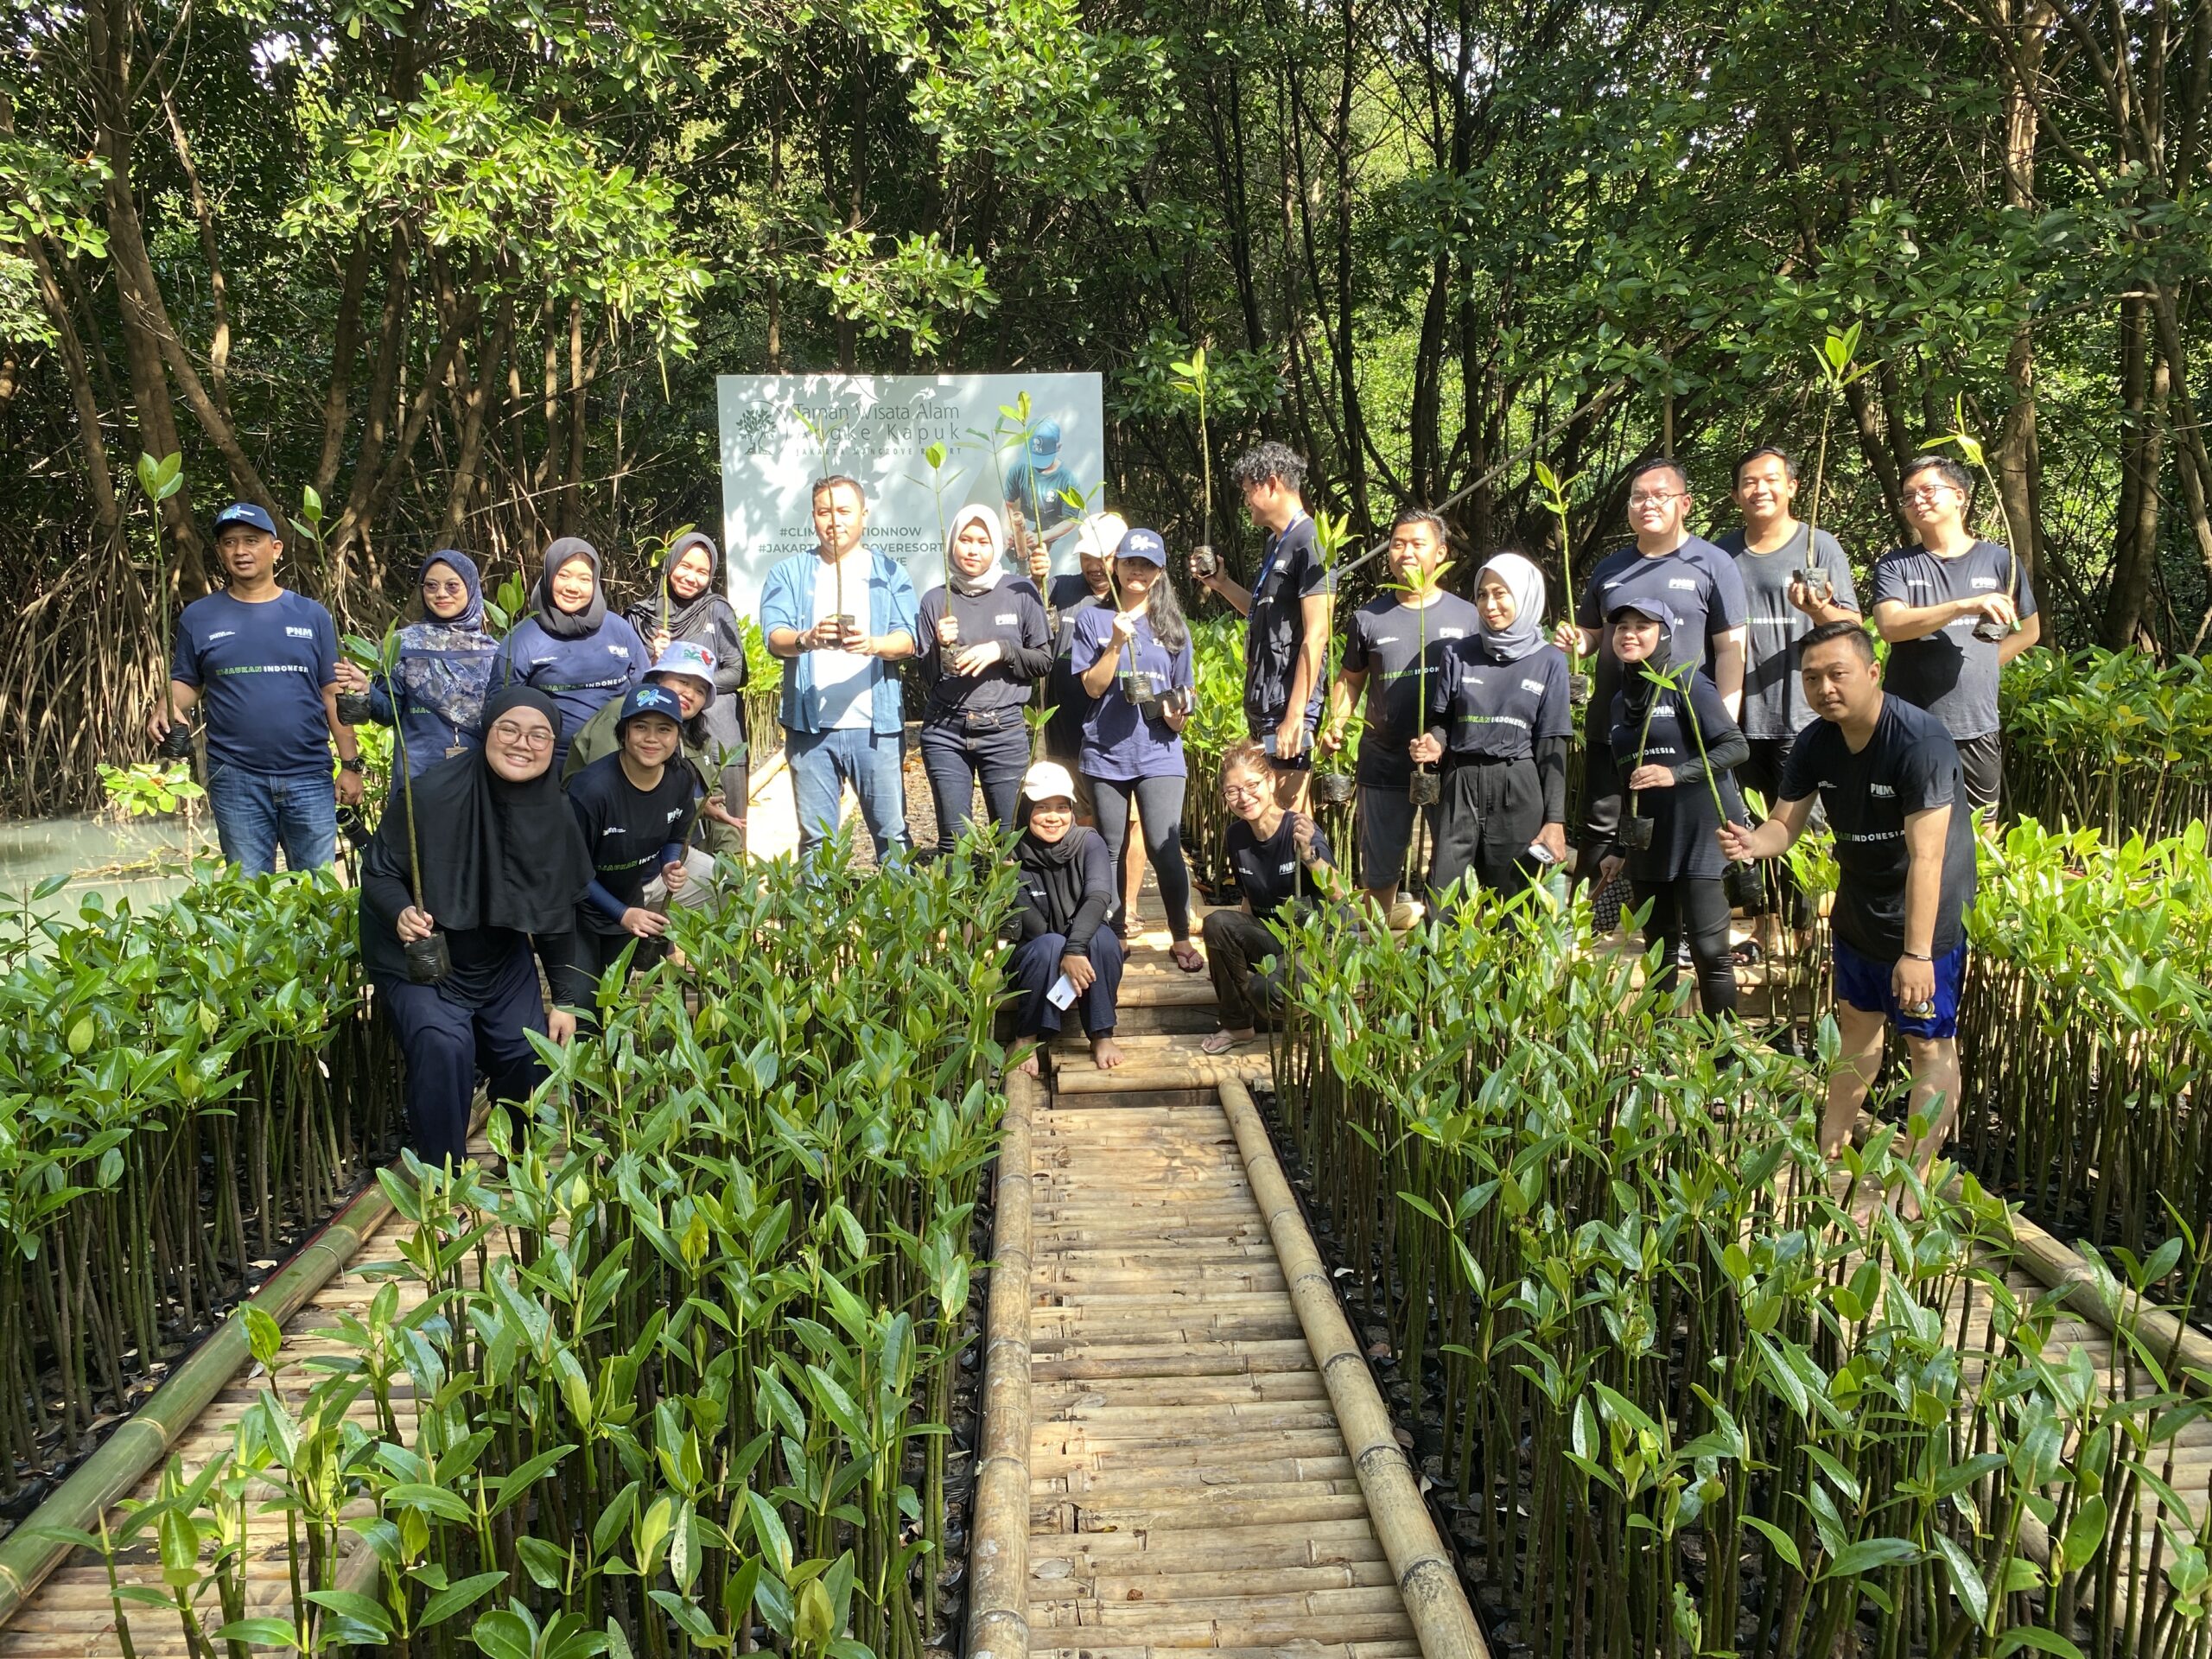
top-left (1170, 941), bottom-right (1205, 973)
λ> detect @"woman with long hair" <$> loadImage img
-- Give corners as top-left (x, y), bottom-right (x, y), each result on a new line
top-left (1069, 526), bottom-right (1204, 972)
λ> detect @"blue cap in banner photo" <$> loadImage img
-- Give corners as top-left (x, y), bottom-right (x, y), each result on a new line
top-left (617, 683), bottom-right (685, 729)
top-left (1116, 527), bottom-right (1167, 565)
top-left (212, 501), bottom-right (278, 537)
top-left (1029, 419), bottom-right (1062, 461)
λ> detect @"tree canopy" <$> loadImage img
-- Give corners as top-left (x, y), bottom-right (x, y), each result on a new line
top-left (2, 0), bottom-right (2207, 804)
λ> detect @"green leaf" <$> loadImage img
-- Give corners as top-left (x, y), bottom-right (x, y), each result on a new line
top-left (418, 1572), bottom-right (509, 1630)
top-left (1933, 1533), bottom-right (1990, 1630)
top-left (1994, 1628), bottom-right (2084, 1658)
top-left (1821, 1536), bottom-right (1918, 1580)
top-left (1744, 1516), bottom-right (1802, 1573)
top-left (244, 1305), bottom-right (283, 1370)
top-left (473, 1607), bottom-right (535, 1659)
top-left (214, 1618), bottom-right (301, 1649)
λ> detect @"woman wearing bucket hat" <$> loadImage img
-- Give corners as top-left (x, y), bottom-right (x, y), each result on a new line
top-left (1600, 598), bottom-right (1750, 1018)
top-left (1410, 551), bottom-right (1574, 909)
top-left (489, 537), bottom-right (648, 771)
top-left (626, 530), bottom-right (750, 817)
top-left (564, 641), bottom-right (746, 867)
top-left (555, 683), bottom-right (698, 1014)
top-left (1070, 526), bottom-right (1205, 973)
top-left (1006, 760), bottom-right (1124, 1075)
top-left (915, 503), bottom-right (1052, 849)
top-left (334, 550), bottom-right (500, 779)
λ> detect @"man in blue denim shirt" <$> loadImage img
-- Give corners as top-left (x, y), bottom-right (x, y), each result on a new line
top-left (759, 475), bottom-right (919, 863)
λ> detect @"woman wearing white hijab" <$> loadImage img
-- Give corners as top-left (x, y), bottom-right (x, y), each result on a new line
top-left (914, 503), bottom-right (1053, 849)
top-left (1408, 552), bottom-right (1575, 906)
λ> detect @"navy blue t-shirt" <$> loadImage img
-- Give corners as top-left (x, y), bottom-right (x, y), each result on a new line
top-left (169, 589), bottom-right (338, 776)
top-left (566, 753), bottom-right (697, 936)
top-left (1071, 607), bottom-right (1192, 782)
top-left (1227, 811), bottom-right (1334, 922)
top-left (1576, 538), bottom-right (1747, 740)
top-left (1244, 514), bottom-right (1334, 729)
top-left (1428, 640), bottom-right (1574, 760)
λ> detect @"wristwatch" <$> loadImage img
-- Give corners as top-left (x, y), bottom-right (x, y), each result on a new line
top-left (339, 756), bottom-right (365, 774)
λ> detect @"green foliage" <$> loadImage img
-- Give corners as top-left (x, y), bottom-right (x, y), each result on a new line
top-left (1268, 889), bottom-right (2212, 1657)
top-left (0, 870), bottom-right (402, 1490)
top-left (97, 760), bottom-right (205, 820)
top-left (69, 848), bottom-right (1014, 1658)
top-left (2001, 649), bottom-right (2212, 842)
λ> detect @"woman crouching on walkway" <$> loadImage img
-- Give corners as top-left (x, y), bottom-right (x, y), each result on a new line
top-left (1007, 761), bottom-right (1124, 1076)
top-left (1201, 740), bottom-right (1336, 1053)
top-left (360, 687), bottom-right (594, 1167)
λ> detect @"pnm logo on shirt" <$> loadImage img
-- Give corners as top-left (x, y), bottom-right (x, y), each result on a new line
top-left (208, 630), bottom-right (236, 642)
top-left (995, 613), bottom-right (1019, 626)
top-left (1970, 577), bottom-right (1998, 590)
top-left (285, 626), bottom-right (315, 639)
top-left (1667, 578), bottom-right (1697, 591)
top-left (1520, 678), bottom-right (1546, 694)
top-left (1438, 628), bottom-right (1466, 639)
top-left (1870, 783), bottom-right (1896, 798)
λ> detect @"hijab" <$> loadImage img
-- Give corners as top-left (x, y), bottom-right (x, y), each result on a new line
top-left (1473, 553), bottom-right (1548, 664)
top-left (945, 504), bottom-right (1009, 597)
top-left (1612, 601), bottom-right (1681, 739)
top-left (1017, 811), bottom-right (1091, 870)
top-left (396, 550), bottom-right (498, 733)
top-left (370, 686), bottom-right (595, 940)
top-left (534, 537), bottom-right (606, 640)
top-left (654, 531), bottom-right (728, 639)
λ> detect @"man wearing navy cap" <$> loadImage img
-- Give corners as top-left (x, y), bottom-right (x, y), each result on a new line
top-left (1005, 418), bottom-right (1084, 574)
top-left (149, 502), bottom-right (361, 874)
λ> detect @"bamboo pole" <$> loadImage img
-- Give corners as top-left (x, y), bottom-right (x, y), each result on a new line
top-left (966, 1067), bottom-right (1038, 1659)
top-left (0, 1174), bottom-right (397, 1628)
top-left (1217, 1076), bottom-right (1489, 1659)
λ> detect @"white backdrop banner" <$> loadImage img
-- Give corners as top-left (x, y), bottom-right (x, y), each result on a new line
top-left (715, 372), bottom-right (1108, 618)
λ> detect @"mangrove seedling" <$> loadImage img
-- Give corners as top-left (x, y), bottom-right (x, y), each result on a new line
top-left (1171, 346), bottom-right (1219, 581)
top-left (1801, 324), bottom-right (1875, 604)
top-left (1533, 460), bottom-right (1589, 703)
top-left (1935, 395), bottom-right (2024, 643)
top-left (137, 452), bottom-right (194, 757)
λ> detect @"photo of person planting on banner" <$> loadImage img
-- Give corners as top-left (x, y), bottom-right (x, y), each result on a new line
top-left (1005, 417), bottom-right (1084, 575)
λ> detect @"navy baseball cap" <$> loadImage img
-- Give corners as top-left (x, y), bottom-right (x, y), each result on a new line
top-left (1029, 419), bottom-right (1062, 461)
top-left (1606, 598), bottom-right (1677, 629)
top-left (1116, 527), bottom-right (1167, 565)
top-left (212, 502), bottom-right (278, 537)
top-left (616, 684), bottom-right (685, 731)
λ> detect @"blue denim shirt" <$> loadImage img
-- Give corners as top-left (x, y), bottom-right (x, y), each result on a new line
top-left (758, 546), bottom-right (919, 736)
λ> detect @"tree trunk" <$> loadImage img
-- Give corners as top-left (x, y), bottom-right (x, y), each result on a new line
top-left (2101, 296), bottom-right (2166, 648)
top-left (1993, 0), bottom-right (2053, 599)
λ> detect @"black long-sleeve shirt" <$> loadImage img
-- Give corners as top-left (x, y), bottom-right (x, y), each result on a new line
top-left (916, 579), bottom-right (1052, 717)
top-left (1013, 828), bottom-right (1114, 954)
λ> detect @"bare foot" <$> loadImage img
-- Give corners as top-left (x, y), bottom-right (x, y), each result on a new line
top-left (1014, 1047), bottom-right (1041, 1077)
top-left (1091, 1035), bottom-right (1125, 1070)
top-left (1170, 939), bottom-right (1205, 973)
top-left (1201, 1027), bottom-right (1255, 1055)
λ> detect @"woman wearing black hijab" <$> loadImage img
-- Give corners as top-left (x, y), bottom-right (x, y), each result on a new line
top-left (360, 687), bottom-right (595, 1166)
top-left (489, 537), bottom-right (648, 770)
top-left (1006, 761), bottom-right (1124, 1075)
top-left (1599, 600), bottom-right (1750, 1017)
top-left (626, 530), bottom-right (750, 810)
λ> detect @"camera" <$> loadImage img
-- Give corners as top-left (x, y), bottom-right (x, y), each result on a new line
top-left (1618, 814), bottom-right (1656, 852)
top-left (1159, 685), bottom-right (1194, 719)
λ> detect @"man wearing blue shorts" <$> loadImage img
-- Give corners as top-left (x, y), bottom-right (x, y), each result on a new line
top-left (1719, 620), bottom-right (1976, 1184)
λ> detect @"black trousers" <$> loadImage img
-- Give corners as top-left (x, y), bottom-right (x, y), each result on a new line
top-left (378, 942), bottom-right (548, 1167)
top-left (920, 711), bottom-right (1030, 849)
top-left (1427, 755), bottom-right (1543, 911)
top-left (1202, 908), bottom-right (1287, 1030)
top-left (1009, 929), bottom-right (1123, 1039)
top-left (1090, 773), bottom-right (1192, 939)
top-left (1630, 877), bottom-right (1738, 1017)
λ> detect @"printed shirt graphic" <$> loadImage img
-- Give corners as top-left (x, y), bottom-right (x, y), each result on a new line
top-left (1871, 541), bottom-right (2036, 739)
top-left (169, 589), bottom-right (338, 775)
top-left (1227, 810), bottom-right (1333, 922)
top-left (1780, 696), bottom-right (1977, 959)
top-left (1430, 640), bottom-right (1573, 762)
top-left (1341, 593), bottom-right (1481, 788)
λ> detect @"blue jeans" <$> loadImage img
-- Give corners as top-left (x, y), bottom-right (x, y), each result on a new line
top-left (786, 725), bottom-right (907, 865)
top-left (206, 762), bottom-right (338, 875)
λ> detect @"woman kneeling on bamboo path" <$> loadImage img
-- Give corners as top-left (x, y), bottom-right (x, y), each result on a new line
top-left (361, 687), bottom-right (594, 1168)
top-left (1007, 761), bottom-right (1125, 1076)
top-left (1201, 740), bottom-right (1335, 1053)
top-left (1410, 551), bottom-right (1573, 910)
top-left (1599, 600), bottom-right (1750, 1018)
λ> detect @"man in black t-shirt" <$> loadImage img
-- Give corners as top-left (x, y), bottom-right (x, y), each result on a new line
top-left (1720, 622), bottom-right (1976, 1194)
top-left (1194, 442), bottom-right (1335, 808)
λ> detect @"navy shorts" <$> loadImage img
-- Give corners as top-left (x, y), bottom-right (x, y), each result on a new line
top-left (1833, 937), bottom-right (1966, 1040)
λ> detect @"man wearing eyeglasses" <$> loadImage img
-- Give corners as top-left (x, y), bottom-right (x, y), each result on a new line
top-left (1552, 457), bottom-right (1747, 897)
top-left (1870, 454), bottom-right (2040, 817)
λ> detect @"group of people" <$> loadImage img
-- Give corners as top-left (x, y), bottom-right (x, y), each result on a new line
top-left (151, 428), bottom-right (2036, 1180)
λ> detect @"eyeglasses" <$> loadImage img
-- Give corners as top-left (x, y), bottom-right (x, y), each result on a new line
top-left (423, 580), bottom-right (468, 597)
top-left (1902, 485), bottom-right (1960, 503)
top-left (1628, 491), bottom-right (1683, 508)
top-left (1224, 780), bottom-right (1268, 800)
top-left (488, 722), bottom-right (555, 749)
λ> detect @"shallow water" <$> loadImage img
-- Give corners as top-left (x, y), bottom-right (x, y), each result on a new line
top-left (0, 811), bottom-right (200, 930)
